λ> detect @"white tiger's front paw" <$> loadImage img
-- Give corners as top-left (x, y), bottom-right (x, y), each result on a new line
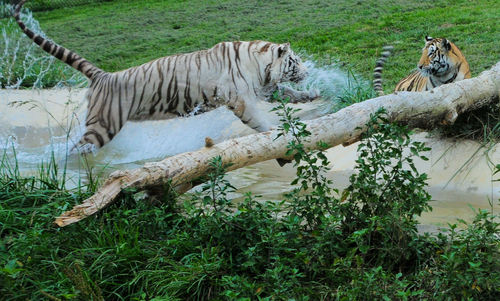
top-left (71, 142), bottom-right (97, 155)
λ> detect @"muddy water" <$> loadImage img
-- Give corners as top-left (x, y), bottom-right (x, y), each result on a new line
top-left (1, 88), bottom-right (498, 229)
top-left (225, 137), bottom-right (500, 227)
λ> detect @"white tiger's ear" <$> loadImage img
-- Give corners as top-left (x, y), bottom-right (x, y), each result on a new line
top-left (441, 38), bottom-right (451, 51)
top-left (425, 36), bottom-right (433, 42)
top-left (277, 43), bottom-right (290, 58)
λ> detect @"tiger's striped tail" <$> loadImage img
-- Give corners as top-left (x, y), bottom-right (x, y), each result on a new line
top-left (373, 45), bottom-right (393, 96)
top-left (13, 0), bottom-right (105, 80)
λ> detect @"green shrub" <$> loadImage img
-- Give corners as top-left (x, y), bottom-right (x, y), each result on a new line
top-left (417, 208), bottom-right (500, 300)
top-left (340, 110), bottom-right (432, 269)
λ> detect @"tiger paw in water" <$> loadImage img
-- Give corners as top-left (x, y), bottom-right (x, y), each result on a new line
top-left (71, 142), bottom-right (98, 155)
top-left (308, 88), bottom-right (321, 100)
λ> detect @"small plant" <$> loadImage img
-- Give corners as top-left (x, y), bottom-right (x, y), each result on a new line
top-left (197, 156), bottom-right (235, 219)
top-left (63, 263), bottom-right (104, 301)
top-left (272, 90), bottom-right (338, 230)
top-left (335, 68), bottom-right (376, 109)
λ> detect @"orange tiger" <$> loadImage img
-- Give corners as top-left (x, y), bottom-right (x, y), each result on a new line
top-left (374, 36), bottom-right (470, 96)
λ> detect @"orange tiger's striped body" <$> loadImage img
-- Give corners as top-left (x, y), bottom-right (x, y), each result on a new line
top-left (13, 1), bottom-right (317, 153)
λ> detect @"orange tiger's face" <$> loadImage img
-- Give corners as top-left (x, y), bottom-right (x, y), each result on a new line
top-left (417, 36), bottom-right (453, 77)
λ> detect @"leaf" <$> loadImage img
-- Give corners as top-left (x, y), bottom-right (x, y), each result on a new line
top-left (468, 261), bottom-right (481, 268)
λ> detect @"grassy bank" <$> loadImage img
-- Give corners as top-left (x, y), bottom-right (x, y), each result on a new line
top-left (34, 0), bottom-right (500, 85)
top-left (1, 0), bottom-right (499, 91)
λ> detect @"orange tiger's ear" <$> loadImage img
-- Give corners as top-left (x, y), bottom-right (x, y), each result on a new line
top-left (441, 38), bottom-right (451, 51)
top-left (425, 36), bottom-right (433, 42)
top-left (277, 43), bottom-right (290, 57)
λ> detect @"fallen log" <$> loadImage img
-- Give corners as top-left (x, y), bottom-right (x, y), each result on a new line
top-left (55, 62), bottom-right (500, 227)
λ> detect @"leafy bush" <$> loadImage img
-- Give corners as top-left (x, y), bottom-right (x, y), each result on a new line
top-left (339, 110), bottom-right (432, 269)
top-left (425, 210), bottom-right (500, 300)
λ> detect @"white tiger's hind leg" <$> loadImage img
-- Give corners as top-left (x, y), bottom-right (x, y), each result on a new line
top-left (227, 96), bottom-right (278, 132)
top-left (278, 85), bottom-right (320, 103)
top-left (71, 122), bottom-right (114, 154)
top-left (227, 96), bottom-right (293, 166)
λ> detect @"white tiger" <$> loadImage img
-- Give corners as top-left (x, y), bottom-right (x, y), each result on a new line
top-left (14, 0), bottom-right (318, 152)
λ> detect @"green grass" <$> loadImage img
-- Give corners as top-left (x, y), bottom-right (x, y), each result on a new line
top-left (25, 0), bottom-right (500, 93)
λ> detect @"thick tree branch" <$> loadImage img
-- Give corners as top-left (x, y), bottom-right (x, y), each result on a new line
top-left (55, 62), bottom-right (500, 227)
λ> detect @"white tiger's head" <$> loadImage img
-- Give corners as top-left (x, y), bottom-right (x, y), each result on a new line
top-left (268, 43), bottom-right (308, 84)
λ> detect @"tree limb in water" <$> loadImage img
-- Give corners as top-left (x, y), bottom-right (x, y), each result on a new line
top-left (55, 62), bottom-right (500, 227)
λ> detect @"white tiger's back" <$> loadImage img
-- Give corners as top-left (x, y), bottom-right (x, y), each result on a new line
top-left (103, 41), bottom-right (288, 120)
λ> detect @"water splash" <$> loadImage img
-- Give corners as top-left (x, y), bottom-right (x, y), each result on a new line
top-left (0, 88), bottom-right (86, 177)
top-left (281, 59), bottom-right (374, 113)
top-left (0, 3), bottom-right (86, 89)
top-left (292, 60), bottom-right (350, 102)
